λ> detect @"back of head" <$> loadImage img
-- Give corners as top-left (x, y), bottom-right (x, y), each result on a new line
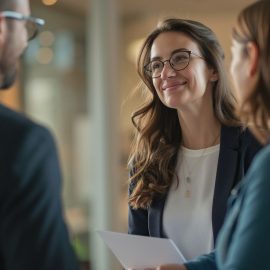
top-left (233, 0), bottom-right (270, 141)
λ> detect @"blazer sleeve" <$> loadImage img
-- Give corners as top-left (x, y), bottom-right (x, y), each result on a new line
top-left (128, 173), bottom-right (149, 236)
top-left (0, 125), bottom-right (79, 270)
top-left (184, 251), bottom-right (217, 270)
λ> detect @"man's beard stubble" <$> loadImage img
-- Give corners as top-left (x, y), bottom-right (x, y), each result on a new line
top-left (0, 64), bottom-right (17, 90)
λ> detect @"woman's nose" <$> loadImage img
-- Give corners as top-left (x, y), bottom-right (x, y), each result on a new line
top-left (160, 61), bottom-right (176, 79)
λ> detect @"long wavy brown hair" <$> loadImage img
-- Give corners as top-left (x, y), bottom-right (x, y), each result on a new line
top-left (233, 0), bottom-right (270, 145)
top-left (128, 18), bottom-right (239, 209)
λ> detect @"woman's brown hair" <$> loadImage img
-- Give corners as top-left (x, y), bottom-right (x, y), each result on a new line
top-left (129, 18), bottom-right (238, 209)
top-left (233, 0), bottom-right (270, 144)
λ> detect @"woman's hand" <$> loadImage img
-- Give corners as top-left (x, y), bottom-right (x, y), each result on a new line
top-left (145, 264), bottom-right (187, 270)
top-left (128, 264), bottom-right (187, 270)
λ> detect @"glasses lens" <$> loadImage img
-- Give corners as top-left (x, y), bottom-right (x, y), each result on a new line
top-left (147, 60), bottom-right (163, 78)
top-left (170, 51), bottom-right (190, 70)
top-left (25, 20), bottom-right (38, 41)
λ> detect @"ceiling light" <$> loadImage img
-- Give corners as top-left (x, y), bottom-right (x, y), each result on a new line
top-left (42, 0), bottom-right (58, 6)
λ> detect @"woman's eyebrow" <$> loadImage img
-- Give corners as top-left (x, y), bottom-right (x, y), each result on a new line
top-left (150, 48), bottom-right (189, 61)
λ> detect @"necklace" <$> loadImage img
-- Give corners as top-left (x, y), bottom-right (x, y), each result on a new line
top-left (181, 133), bottom-right (220, 198)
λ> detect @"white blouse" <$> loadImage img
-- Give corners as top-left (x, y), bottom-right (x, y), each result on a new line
top-left (163, 144), bottom-right (220, 260)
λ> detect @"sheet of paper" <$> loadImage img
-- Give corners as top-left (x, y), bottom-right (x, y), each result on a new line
top-left (97, 230), bottom-right (186, 270)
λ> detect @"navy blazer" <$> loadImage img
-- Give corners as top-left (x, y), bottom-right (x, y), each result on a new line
top-left (0, 104), bottom-right (79, 270)
top-left (128, 125), bottom-right (262, 244)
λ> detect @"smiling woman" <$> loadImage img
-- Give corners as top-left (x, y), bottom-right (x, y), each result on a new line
top-left (127, 18), bottom-right (261, 264)
top-left (150, 31), bottom-right (215, 110)
top-left (152, 1), bottom-right (270, 269)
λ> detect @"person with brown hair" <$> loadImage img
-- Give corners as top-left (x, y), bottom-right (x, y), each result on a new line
top-left (145, 0), bottom-right (270, 269)
top-left (128, 18), bottom-right (261, 261)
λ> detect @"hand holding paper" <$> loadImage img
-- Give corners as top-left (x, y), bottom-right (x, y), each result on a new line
top-left (140, 264), bottom-right (188, 270)
top-left (97, 230), bottom-right (186, 270)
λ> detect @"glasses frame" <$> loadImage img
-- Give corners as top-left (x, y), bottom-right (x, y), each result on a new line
top-left (0, 11), bottom-right (45, 41)
top-left (144, 49), bottom-right (204, 78)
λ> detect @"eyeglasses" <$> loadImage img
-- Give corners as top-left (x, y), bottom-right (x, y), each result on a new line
top-left (0, 11), bottom-right (45, 41)
top-left (144, 49), bottom-right (204, 78)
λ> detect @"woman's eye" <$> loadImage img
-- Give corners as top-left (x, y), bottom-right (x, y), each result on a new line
top-left (173, 53), bottom-right (188, 63)
top-left (151, 62), bottom-right (162, 70)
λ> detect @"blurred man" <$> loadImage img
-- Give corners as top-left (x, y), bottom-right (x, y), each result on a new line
top-left (0, 0), bottom-right (79, 269)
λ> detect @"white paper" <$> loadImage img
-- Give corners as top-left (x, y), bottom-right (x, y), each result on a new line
top-left (97, 230), bottom-right (186, 270)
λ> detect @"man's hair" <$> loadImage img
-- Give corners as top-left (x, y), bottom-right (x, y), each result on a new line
top-left (0, 0), bottom-right (17, 11)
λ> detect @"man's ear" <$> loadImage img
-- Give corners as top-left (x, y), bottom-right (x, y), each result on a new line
top-left (246, 41), bottom-right (259, 77)
top-left (0, 16), bottom-right (7, 46)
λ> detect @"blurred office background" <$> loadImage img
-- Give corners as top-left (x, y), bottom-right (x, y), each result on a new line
top-left (0, 0), bottom-right (255, 269)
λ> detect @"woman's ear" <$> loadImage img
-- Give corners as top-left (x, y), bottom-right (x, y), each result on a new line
top-left (246, 41), bottom-right (259, 77)
top-left (209, 69), bottom-right (218, 82)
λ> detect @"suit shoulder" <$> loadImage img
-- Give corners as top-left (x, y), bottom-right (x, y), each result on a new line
top-left (239, 127), bottom-right (253, 138)
top-left (244, 144), bottom-right (270, 196)
top-left (238, 127), bottom-right (262, 149)
top-left (0, 104), bottom-right (37, 129)
top-left (252, 144), bottom-right (270, 171)
top-left (0, 103), bottom-right (52, 137)
top-left (0, 104), bottom-right (55, 160)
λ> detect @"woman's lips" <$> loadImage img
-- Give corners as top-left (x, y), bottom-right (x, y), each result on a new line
top-left (162, 81), bottom-right (187, 91)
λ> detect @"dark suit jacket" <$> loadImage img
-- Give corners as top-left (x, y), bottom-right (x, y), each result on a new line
top-left (0, 104), bottom-right (79, 270)
top-left (128, 125), bottom-right (262, 244)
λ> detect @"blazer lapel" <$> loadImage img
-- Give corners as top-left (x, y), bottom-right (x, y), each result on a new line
top-left (212, 125), bottom-right (240, 243)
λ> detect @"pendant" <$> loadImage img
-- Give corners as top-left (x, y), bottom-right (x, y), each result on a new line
top-left (186, 176), bottom-right (191, 183)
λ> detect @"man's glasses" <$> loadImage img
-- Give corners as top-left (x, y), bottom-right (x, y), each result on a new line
top-left (0, 11), bottom-right (45, 41)
top-left (144, 49), bottom-right (204, 78)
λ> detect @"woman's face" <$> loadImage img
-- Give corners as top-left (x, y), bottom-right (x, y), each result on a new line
top-left (150, 31), bottom-right (217, 110)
